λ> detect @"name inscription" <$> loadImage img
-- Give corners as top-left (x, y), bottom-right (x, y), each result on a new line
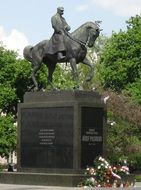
top-left (82, 128), bottom-right (102, 146)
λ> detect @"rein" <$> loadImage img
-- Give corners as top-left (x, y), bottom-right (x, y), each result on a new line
top-left (64, 30), bottom-right (90, 47)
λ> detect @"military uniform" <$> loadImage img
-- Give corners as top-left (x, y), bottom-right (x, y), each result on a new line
top-left (46, 8), bottom-right (71, 56)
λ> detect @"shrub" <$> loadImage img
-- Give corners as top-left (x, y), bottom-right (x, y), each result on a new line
top-left (128, 153), bottom-right (141, 171)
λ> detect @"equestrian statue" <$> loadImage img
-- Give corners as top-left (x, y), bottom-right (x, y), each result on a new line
top-left (23, 7), bottom-right (101, 91)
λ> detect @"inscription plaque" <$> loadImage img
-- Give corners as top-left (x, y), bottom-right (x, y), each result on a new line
top-left (20, 107), bottom-right (73, 168)
top-left (81, 107), bottom-right (103, 168)
top-left (38, 129), bottom-right (55, 145)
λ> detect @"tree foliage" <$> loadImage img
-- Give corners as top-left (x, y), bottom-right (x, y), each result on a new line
top-left (0, 45), bottom-right (32, 158)
top-left (96, 15), bottom-right (141, 166)
top-left (99, 15), bottom-right (141, 97)
top-left (0, 115), bottom-right (16, 158)
top-left (0, 45), bottom-right (32, 115)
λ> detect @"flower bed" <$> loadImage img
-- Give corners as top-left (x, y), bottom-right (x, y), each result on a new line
top-left (78, 156), bottom-right (135, 188)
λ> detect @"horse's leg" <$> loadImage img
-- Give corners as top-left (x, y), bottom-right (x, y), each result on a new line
top-left (81, 57), bottom-right (94, 81)
top-left (70, 58), bottom-right (79, 87)
top-left (31, 62), bottom-right (42, 91)
top-left (47, 62), bottom-right (57, 89)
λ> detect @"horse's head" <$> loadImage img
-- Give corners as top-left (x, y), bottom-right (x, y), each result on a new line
top-left (71, 21), bottom-right (101, 47)
top-left (86, 22), bottom-right (101, 47)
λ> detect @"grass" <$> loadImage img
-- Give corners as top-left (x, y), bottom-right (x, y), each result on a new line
top-left (135, 175), bottom-right (141, 182)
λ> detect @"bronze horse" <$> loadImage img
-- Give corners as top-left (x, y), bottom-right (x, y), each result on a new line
top-left (23, 21), bottom-right (101, 90)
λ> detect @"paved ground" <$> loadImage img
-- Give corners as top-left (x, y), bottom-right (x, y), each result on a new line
top-left (0, 184), bottom-right (82, 190)
top-left (0, 183), bottom-right (141, 190)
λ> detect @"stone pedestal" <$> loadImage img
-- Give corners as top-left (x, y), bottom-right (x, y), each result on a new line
top-left (17, 90), bottom-right (106, 186)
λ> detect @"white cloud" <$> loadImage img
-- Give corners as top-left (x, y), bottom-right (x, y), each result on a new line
top-left (76, 0), bottom-right (141, 17)
top-left (76, 4), bottom-right (89, 12)
top-left (0, 26), bottom-right (5, 38)
top-left (0, 26), bottom-right (29, 57)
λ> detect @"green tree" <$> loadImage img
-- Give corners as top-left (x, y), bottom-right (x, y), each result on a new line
top-left (0, 45), bottom-right (32, 158)
top-left (0, 53), bottom-right (31, 115)
top-left (107, 119), bottom-right (141, 157)
top-left (0, 115), bottom-right (16, 158)
top-left (99, 15), bottom-right (141, 95)
top-left (96, 16), bottom-right (141, 166)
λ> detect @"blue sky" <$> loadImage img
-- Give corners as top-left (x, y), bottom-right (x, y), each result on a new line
top-left (0, 0), bottom-right (141, 56)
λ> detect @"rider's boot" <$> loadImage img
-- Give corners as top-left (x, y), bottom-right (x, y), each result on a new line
top-left (57, 52), bottom-right (65, 60)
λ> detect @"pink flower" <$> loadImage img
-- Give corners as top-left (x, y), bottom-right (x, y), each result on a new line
top-left (121, 166), bottom-right (129, 172)
top-left (111, 171), bottom-right (121, 179)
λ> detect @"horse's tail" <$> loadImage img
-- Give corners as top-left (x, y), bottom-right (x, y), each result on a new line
top-left (23, 45), bottom-right (33, 62)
